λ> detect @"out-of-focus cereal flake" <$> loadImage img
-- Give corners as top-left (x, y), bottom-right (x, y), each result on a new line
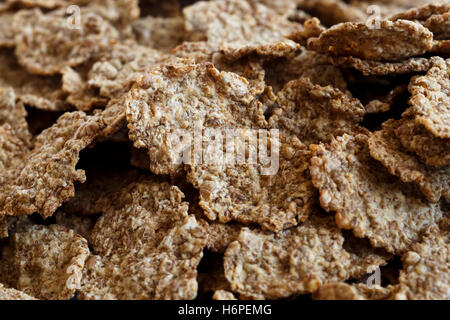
top-left (0, 111), bottom-right (105, 218)
top-left (268, 77), bottom-right (364, 146)
top-left (13, 9), bottom-right (119, 75)
top-left (78, 178), bottom-right (207, 299)
top-left (392, 221), bottom-right (449, 300)
top-left (186, 135), bottom-right (316, 232)
top-left (308, 20), bottom-right (433, 62)
top-left (126, 62), bottom-right (267, 176)
top-left (223, 214), bottom-right (388, 299)
top-left (0, 12), bottom-right (15, 48)
top-left (310, 132), bottom-right (444, 255)
top-left (74, 0), bottom-right (140, 28)
top-left (0, 49), bottom-right (68, 111)
top-left (369, 119), bottom-right (449, 202)
top-left (0, 224), bottom-right (89, 300)
top-left (313, 282), bottom-right (393, 300)
top-left (0, 283), bottom-right (37, 300)
top-left (132, 16), bottom-right (186, 53)
top-left (183, 0), bottom-right (301, 60)
top-left (406, 57), bottom-right (450, 139)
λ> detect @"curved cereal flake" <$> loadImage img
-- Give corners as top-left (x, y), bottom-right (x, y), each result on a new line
top-left (87, 42), bottom-right (180, 99)
top-left (186, 135), bottom-right (316, 232)
top-left (0, 224), bottom-right (90, 300)
top-left (390, 2), bottom-right (450, 22)
top-left (308, 20), bottom-right (433, 62)
top-left (126, 62), bottom-right (267, 176)
top-left (313, 282), bottom-right (393, 300)
top-left (268, 77), bottom-right (365, 146)
top-left (331, 56), bottom-right (433, 76)
top-left (183, 0), bottom-right (301, 60)
top-left (0, 283), bottom-right (37, 300)
top-left (368, 119), bottom-right (449, 202)
top-left (223, 214), bottom-right (388, 299)
top-left (0, 111), bottom-right (105, 218)
top-left (310, 132), bottom-right (444, 254)
top-left (0, 49), bottom-right (68, 111)
top-left (79, 179), bottom-right (207, 299)
top-left (13, 9), bottom-right (119, 75)
top-left (407, 57), bottom-right (450, 138)
top-left (392, 222), bottom-right (449, 300)
top-left (395, 117), bottom-right (450, 167)
top-left (424, 11), bottom-right (450, 40)
top-left (132, 16), bottom-right (186, 53)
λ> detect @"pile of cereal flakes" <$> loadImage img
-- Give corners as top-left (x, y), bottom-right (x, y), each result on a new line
top-left (0, 0), bottom-right (448, 301)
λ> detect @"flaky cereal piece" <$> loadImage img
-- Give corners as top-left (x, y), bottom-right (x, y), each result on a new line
top-left (76, 0), bottom-right (140, 28)
top-left (132, 16), bottom-right (185, 53)
top-left (126, 62), bottom-right (267, 176)
top-left (313, 282), bottom-right (393, 300)
top-left (310, 132), bottom-right (444, 254)
top-left (368, 119), bottom-right (449, 202)
top-left (0, 224), bottom-right (89, 300)
top-left (0, 111), bottom-right (105, 218)
top-left (0, 12), bottom-right (15, 47)
top-left (63, 168), bottom-right (140, 215)
top-left (392, 223), bottom-right (449, 300)
top-left (79, 178), bottom-right (207, 299)
top-left (13, 9), bottom-right (119, 75)
top-left (0, 87), bottom-right (31, 145)
top-left (390, 2), bottom-right (450, 22)
top-left (308, 20), bottom-right (433, 62)
top-left (87, 42), bottom-right (178, 99)
top-left (395, 117), bottom-right (450, 167)
top-left (268, 77), bottom-right (364, 146)
top-left (424, 11), bottom-right (450, 40)
top-left (213, 290), bottom-right (237, 301)
top-left (288, 18), bottom-right (326, 46)
top-left (183, 0), bottom-right (301, 60)
top-left (0, 283), bottom-right (37, 300)
top-left (173, 41), bottom-right (217, 64)
top-left (297, 0), bottom-right (367, 26)
top-left (407, 57), bottom-right (450, 139)
top-left (187, 135), bottom-right (316, 232)
top-left (0, 49), bottom-right (68, 111)
top-left (205, 222), bottom-right (244, 254)
top-left (332, 56), bottom-right (433, 76)
top-left (61, 66), bottom-right (108, 111)
top-left (224, 214), bottom-right (388, 299)
top-left (55, 211), bottom-right (96, 239)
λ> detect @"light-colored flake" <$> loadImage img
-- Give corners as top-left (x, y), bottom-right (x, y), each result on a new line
top-left (308, 20), bottom-right (433, 61)
top-left (13, 9), bottom-right (119, 75)
top-left (313, 282), bottom-right (393, 300)
top-left (407, 57), bottom-right (450, 138)
top-left (395, 117), bottom-right (450, 167)
top-left (392, 222), bottom-right (449, 300)
top-left (0, 283), bottom-right (37, 300)
top-left (0, 224), bottom-right (90, 300)
top-left (0, 111), bottom-right (105, 218)
top-left (224, 214), bottom-right (388, 299)
top-left (213, 290), bottom-right (237, 300)
top-left (183, 0), bottom-right (302, 60)
top-left (79, 178), bottom-right (207, 300)
top-left (368, 119), bottom-right (449, 202)
top-left (268, 77), bottom-right (364, 146)
top-left (310, 132), bottom-right (444, 254)
top-left (126, 62), bottom-right (267, 176)
top-left (132, 16), bottom-right (186, 52)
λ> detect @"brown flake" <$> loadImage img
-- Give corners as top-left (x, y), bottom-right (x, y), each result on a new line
top-left (0, 283), bottom-right (37, 300)
top-left (308, 20), bottom-right (433, 62)
top-left (406, 57), bottom-right (450, 138)
top-left (223, 214), bottom-right (388, 299)
top-left (310, 132), bottom-right (444, 254)
top-left (268, 77), bottom-right (364, 146)
top-left (313, 282), bottom-right (393, 300)
top-left (368, 119), bottom-right (449, 202)
top-left (0, 12), bottom-right (15, 47)
top-left (13, 9), bottom-right (119, 75)
top-left (392, 222), bottom-right (449, 300)
top-left (0, 224), bottom-right (90, 300)
top-left (0, 111), bottom-right (105, 218)
top-left (126, 62), bottom-right (267, 176)
top-left (395, 117), bottom-right (450, 167)
top-left (297, 0), bottom-right (367, 26)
